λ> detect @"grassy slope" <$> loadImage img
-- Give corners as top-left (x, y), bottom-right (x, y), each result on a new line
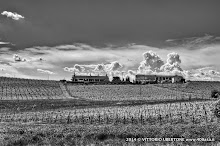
top-left (0, 122), bottom-right (219, 146)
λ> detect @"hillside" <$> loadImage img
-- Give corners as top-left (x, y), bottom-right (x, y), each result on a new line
top-left (0, 77), bottom-right (71, 100)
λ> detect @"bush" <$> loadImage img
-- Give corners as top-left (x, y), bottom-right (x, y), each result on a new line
top-left (211, 89), bottom-right (219, 98)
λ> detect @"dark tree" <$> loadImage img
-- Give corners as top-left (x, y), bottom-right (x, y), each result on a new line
top-left (211, 89), bottom-right (219, 98)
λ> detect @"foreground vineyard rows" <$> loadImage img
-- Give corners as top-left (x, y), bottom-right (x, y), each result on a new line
top-left (0, 101), bottom-right (216, 125)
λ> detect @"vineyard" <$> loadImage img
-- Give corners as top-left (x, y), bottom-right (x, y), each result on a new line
top-left (154, 81), bottom-right (220, 96)
top-left (66, 84), bottom-right (208, 101)
top-left (0, 101), bottom-right (216, 125)
top-left (0, 77), bottom-right (71, 100)
top-left (1, 100), bottom-right (220, 146)
top-left (0, 77), bottom-right (219, 145)
top-left (0, 77), bottom-right (214, 102)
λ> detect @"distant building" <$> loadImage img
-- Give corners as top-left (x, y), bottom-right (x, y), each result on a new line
top-left (71, 73), bottom-right (109, 84)
top-left (135, 74), bottom-right (185, 84)
top-left (135, 75), bottom-right (156, 84)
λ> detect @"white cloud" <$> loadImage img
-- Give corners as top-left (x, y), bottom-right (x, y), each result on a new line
top-left (64, 61), bottom-right (123, 74)
top-left (1, 11), bottom-right (24, 20)
top-left (138, 51), bottom-right (164, 73)
top-left (63, 67), bottom-right (77, 72)
top-left (105, 61), bottom-right (123, 71)
top-left (74, 64), bottom-right (85, 72)
top-left (63, 64), bottom-right (85, 73)
top-left (0, 42), bottom-right (10, 45)
top-left (166, 52), bottom-right (181, 64)
top-left (13, 54), bottom-right (26, 62)
top-left (160, 52), bottom-right (183, 72)
top-left (0, 37), bottom-right (220, 81)
top-left (37, 69), bottom-right (55, 75)
top-left (93, 64), bottom-right (105, 72)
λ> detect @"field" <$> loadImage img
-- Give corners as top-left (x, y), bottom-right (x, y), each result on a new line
top-left (66, 84), bottom-right (208, 101)
top-left (0, 77), bottom-right (71, 100)
top-left (154, 81), bottom-right (220, 97)
top-left (0, 101), bottom-right (216, 125)
top-left (0, 77), bottom-right (220, 145)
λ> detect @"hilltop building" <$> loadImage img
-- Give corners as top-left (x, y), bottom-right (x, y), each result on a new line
top-left (135, 74), bottom-right (185, 84)
top-left (71, 73), bottom-right (109, 84)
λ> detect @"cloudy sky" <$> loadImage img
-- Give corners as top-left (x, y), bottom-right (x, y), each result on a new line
top-left (0, 0), bottom-right (220, 81)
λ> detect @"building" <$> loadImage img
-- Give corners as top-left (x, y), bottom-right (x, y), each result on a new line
top-left (71, 73), bottom-right (109, 84)
top-left (135, 74), bottom-right (157, 84)
top-left (135, 74), bottom-right (185, 84)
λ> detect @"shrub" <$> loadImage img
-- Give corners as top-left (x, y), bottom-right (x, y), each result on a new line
top-left (211, 89), bottom-right (219, 98)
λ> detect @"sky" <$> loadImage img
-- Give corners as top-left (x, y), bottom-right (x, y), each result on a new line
top-left (0, 0), bottom-right (220, 81)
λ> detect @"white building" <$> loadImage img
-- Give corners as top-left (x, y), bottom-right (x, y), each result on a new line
top-left (71, 73), bottom-right (109, 83)
top-left (135, 74), bottom-right (185, 84)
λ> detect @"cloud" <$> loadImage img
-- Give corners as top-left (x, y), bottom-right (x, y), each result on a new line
top-left (165, 34), bottom-right (220, 50)
top-left (64, 61), bottom-right (123, 74)
top-left (63, 64), bottom-right (85, 73)
top-left (1, 11), bottom-right (24, 20)
top-left (93, 64), bottom-right (105, 72)
top-left (0, 42), bottom-right (10, 45)
top-left (63, 67), bottom-right (77, 72)
top-left (160, 63), bottom-right (183, 72)
top-left (0, 47), bottom-right (11, 52)
top-left (0, 68), bottom-right (6, 71)
top-left (0, 63), bottom-right (38, 79)
top-left (138, 51), bottom-right (164, 73)
top-left (166, 52), bottom-right (181, 64)
top-left (128, 70), bottom-right (136, 75)
top-left (105, 61), bottom-right (123, 71)
top-left (13, 54), bottom-right (26, 62)
top-left (126, 70), bottom-right (136, 82)
top-left (1, 39), bottom-right (220, 81)
top-left (209, 70), bottom-right (220, 76)
top-left (74, 64), bottom-right (85, 72)
top-left (37, 69), bottom-right (55, 74)
top-left (183, 66), bottom-right (220, 81)
top-left (160, 52), bottom-right (183, 72)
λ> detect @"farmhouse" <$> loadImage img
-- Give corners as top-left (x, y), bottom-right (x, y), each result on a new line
top-left (135, 74), bottom-right (185, 84)
top-left (71, 73), bottom-right (109, 83)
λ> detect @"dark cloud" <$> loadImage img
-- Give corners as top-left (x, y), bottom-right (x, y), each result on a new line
top-left (0, 0), bottom-right (220, 49)
top-left (165, 34), bottom-right (220, 49)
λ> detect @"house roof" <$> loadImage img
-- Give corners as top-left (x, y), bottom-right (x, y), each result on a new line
top-left (72, 75), bottom-right (108, 79)
top-left (136, 74), bottom-right (183, 78)
top-left (136, 74), bottom-right (156, 77)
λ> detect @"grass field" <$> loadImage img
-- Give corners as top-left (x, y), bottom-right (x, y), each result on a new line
top-left (0, 77), bottom-right (219, 145)
top-left (0, 122), bottom-right (219, 146)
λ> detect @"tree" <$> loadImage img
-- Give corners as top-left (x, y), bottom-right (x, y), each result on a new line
top-left (211, 89), bottom-right (219, 98)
